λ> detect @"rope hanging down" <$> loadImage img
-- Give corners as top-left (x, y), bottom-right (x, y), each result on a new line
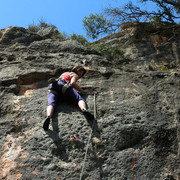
top-left (79, 93), bottom-right (97, 180)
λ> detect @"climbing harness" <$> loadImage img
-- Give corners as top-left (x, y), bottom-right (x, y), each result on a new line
top-left (61, 82), bottom-right (70, 94)
top-left (48, 89), bottom-right (58, 96)
top-left (48, 77), bottom-right (70, 95)
top-left (57, 77), bottom-right (70, 94)
top-left (79, 92), bottom-right (97, 180)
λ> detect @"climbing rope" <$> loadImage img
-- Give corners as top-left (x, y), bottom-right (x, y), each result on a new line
top-left (79, 89), bottom-right (112, 179)
top-left (79, 92), bottom-right (97, 180)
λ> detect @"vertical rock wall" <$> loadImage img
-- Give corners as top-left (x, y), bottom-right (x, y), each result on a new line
top-left (0, 24), bottom-right (180, 179)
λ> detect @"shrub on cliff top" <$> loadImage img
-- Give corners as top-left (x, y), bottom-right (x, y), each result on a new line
top-left (28, 18), bottom-right (66, 40)
top-left (70, 33), bottom-right (89, 45)
top-left (28, 18), bottom-right (54, 32)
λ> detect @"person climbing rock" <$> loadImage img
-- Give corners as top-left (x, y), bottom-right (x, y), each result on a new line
top-left (43, 65), bottom-right (94, 131)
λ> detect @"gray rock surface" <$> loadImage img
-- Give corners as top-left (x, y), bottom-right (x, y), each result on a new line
top-left (0, 24), bottom-right (180, 180)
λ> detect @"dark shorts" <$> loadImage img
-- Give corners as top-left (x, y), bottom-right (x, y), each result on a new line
top-left (47, 80), bottom-right (84, 107)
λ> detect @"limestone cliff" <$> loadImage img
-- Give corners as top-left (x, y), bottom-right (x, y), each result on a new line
top-left (0, 23), bottom-right (180, 180)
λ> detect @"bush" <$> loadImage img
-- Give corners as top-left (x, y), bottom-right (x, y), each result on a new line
top-left (70, 33), bottom-right (89, 45)
top-left (28, 18), bottom-right (53, 32)
top-left (51, 30), bottom-right (66, 40)
top-left (27, 18), bottom-right (66, 40)
top-left (92, 43), bottom-right (124, 60)
top-left (28, 24), bottom-right (41, 32)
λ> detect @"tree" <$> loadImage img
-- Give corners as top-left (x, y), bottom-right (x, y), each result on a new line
top-left (83, 14), bottom-right (111, 39)
top-left (139, 0), bottom-right (180, 22)
top-left (83, 0), bottom-right (180, 39)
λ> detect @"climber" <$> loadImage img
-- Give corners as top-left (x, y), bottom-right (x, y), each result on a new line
top-left (43, 65), bottom-right (94, 131)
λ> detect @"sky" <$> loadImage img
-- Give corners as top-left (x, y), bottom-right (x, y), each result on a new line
top-left (0, 0), bottom-right (177, 40)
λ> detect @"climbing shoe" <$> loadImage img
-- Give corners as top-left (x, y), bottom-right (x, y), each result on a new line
top-left (43, 117), bottom-right (50, 131)
top-left (82, 109), bottom-right (94, 121)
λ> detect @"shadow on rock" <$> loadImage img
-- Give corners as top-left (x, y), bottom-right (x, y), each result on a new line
top-left (86, 118), bottom-right (101, 138)
top-left (45, 115), bottom-right (70, 162)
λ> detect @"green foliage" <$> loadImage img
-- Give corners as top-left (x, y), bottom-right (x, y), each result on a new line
top-left (27, 18), bottom-right (66, 40)
top-left (28, 18), bottom-right (53, 32)
top-left (92, 43), bottom-right (124, 60)
top-left (51, 30), bottom-right (65, 40)
top-left (83, 14), bottom-right (109, 39)
top-left (161, 65), bottom-right (168, 70)
top-left (28, 24), bottom-right (41, 32)
top-left (83, 0), bottom-right (180, 39)
top-left (151, 16), bottom-right (162, 23)
top-left (70, 33), bottom-right (89, 45)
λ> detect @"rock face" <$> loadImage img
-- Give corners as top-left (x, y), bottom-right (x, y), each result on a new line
top-left (0, 24), bottom-right (180, 180)
top-left (93, 22), bottom-right (180, 71)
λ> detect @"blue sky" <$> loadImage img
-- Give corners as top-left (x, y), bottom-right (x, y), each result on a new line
top-left (0, 0), bottom-right (177, 40)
